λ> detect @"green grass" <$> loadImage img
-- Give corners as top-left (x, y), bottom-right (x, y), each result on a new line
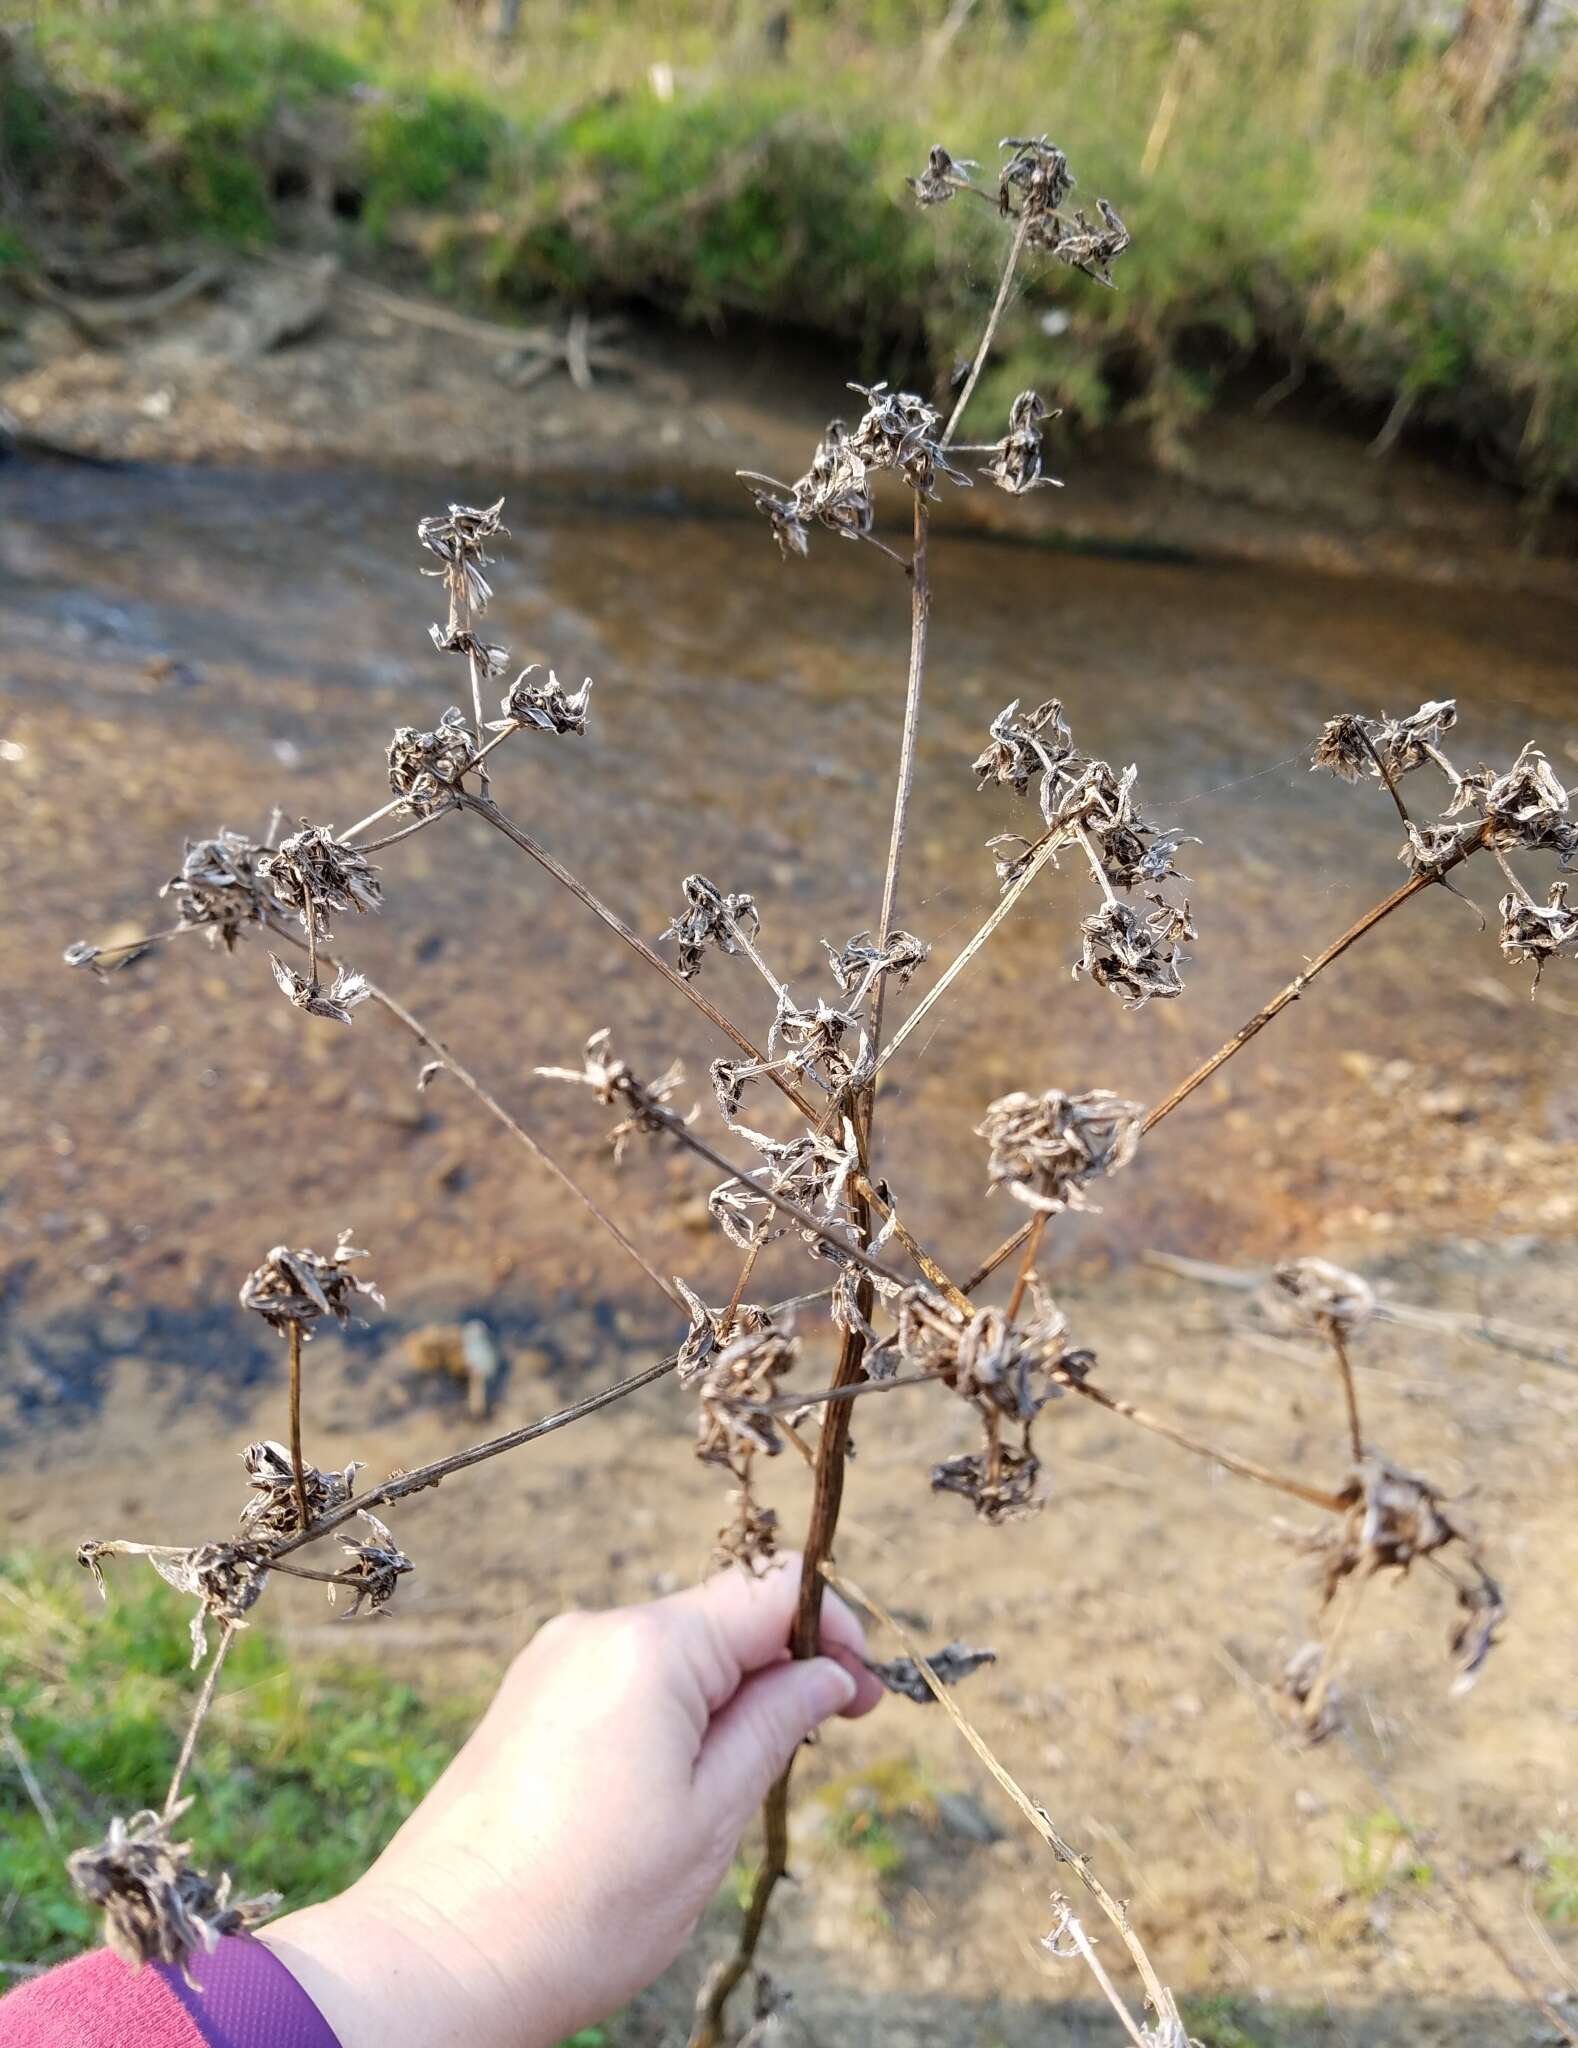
top-left (1536, 1831), bottom-right (1578, 1925)
top-left (0, 1558), bottom-right (614, 2041)
top-left (6, 0), bottom-right (1578, 493)
top-left (1339, 1807), bottom-right (1434, 1901)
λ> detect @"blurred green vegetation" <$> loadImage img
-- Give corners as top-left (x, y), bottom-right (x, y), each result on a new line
top-left (0, 1557), bottom-right (614, 2041)
top-left (4, 0), bottom-right (1578, 490)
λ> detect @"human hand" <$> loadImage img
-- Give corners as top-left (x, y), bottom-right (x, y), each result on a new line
top-left (260, 1555), bottom-right (883, 2048)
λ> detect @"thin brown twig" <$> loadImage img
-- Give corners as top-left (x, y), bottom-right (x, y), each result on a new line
top-left (1005, 1212), bottom-right (1047, 1321)
top-left (1327, 1323), bottom-right (1364, 1463)
top-left (286, 1320), bottom-right (309, 1534)
top-left (822, 1564), bottom-right (1186, 2042)
top-left (162, 1626), bottom-right (236, 1819)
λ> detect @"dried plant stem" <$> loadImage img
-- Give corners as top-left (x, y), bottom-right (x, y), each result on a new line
top-left (822, 1564), bottom-right (1186, 2043)
top-left (1005, 1212), bottom-right (1047, 1321)
top-left (163, 1625), bottom-right (236, 1819)
top-left (270, 1350), bottom-right (684, 1562)
top-left (752, 1368), bottom-right (936, 1414)
top-left (1056, 1911), bottom-right (1153, 2048)
top-left (1, 1709), bottom-right (60, 1842)
top-left (340, 726), bottom-right (516, 843)
top-left (268, 922), bottom-right (680, 1311)
top-left (720, 908), bottom-right (789, 1007)
top-left (1067, 1379), bottom-right (1350, 1513)
top-left (943, 210), bottom-right (1032, 446)
top-left (876, 828), bottom-right (1063, 1075)
top-left (1327, 1323), bottom-right (1364, 1462)
top-left (868, 493), bottom-right (931, 1063)
top-left (286, 1320), bottom-right (309, 1533)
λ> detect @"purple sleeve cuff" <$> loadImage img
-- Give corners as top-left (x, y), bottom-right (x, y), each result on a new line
top-left (156, 1935), bottom-right (343, 2048)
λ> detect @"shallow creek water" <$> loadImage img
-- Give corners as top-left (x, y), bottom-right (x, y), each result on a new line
top-left (2, 453), bottom-right (1576, 1428)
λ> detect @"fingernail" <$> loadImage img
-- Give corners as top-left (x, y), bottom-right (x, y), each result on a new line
top-left (808, 1659), bottom-right (859, 1719)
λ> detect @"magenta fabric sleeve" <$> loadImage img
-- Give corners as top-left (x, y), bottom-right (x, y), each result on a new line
top-left (0, 1939), bottom-right (343, 2048)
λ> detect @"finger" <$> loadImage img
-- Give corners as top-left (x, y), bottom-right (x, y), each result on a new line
top-left (657, 1554), bottom-right (869, 1712)
top-left (823, 1642), bottom-right (886, 1719)
top-left (693, 1657), bottom-right (858, 1828)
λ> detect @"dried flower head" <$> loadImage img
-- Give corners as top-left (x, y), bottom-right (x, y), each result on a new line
top-left (387, 706), bottom-right (476, 815)
top-left (239, 1440), bottom-right (363, 1541)
top-left (1499, 881), bottom-right (1577, 988)
top-left (1315, 1454), bottom-right (1459, 1600)
top-left (709, 1118), bottom-right (862, 1252)
top-left (865, 1641), bottom-right (997, 1704)
top-left (897, 1284), bottom-right (1091, 1423)
top-left (716, 1487), bottom-right (781, 1576)
top-left (848, 382), bottom-right (970, 497)
top-left (536, 1028), bottom-right (690, 1162)
top-left (821, 928), bottom-right (929, 1006)
top-left (695, 1326), bottom-right (798, 1469)
top-left (261, 825), bottom-right (382, 941)
top-left (1274, 1640), bottom-right (1341, 1744)
top-left (978, 1086), bottom-right (1142, 1214)
top-left (269, 957), bottom-right (371, 1024)
top-left (417, 497), bottom-right (505, 613)
top-left (908, 142), bottom-right (977, 205)
top-left (1266, 1257), bottom-right (1376, 1337)
top-left (1480, 743), bottom-right (1575, 863)
top-left (429, 623), bottom-right (510, 676)
top-left (68, 1805), bottom-right (278, 1974)
top-left (1052, 759), bottom-right (1191, 887)
top-left (981, 390), bottom-right (1062, 494)
top-left (931, 1436), bottom-right (1041, 1522)
top-left (974, 697), bottom-right (1075, 798)
top-left (1449, 1560), bottom-right (1507, 1694)
top-left (488, 665), bottom-right (593, 737)
top-left (738, 478), bottom-right (811, 560)
top-left (737, 421), bottom-right (878, 558)
top-left (769, 992), bottom-right (872, 1095)
top-left (1039, 199), bottom-right (1131, 284)
top-left (659, 874), bottom-right (761, 980)
top-left (156, 829), bottom-right (280, 951)
top-left (239, 1234), bottom-right (383, 1334)
top-left (336, 1508), bottom-right (414, 1618)
top-left (674, 1277), bottom-right (776, 1386)
top-left (78, 1539), bottom-right (271, 1667)
top-left (1313, 701), bottom-right (1457, 784)
top-left (1074, 894), bottom-right (1193, 1008)
top-left (1399, 818), bottom-right (1482, 878)
top-left (998, 135), bottom-right (1074, 222)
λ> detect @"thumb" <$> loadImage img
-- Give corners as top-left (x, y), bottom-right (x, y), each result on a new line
top-left (694, 1657), bottom-right (858, 1831)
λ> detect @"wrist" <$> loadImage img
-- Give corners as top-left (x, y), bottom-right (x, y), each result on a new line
top-left (260, 1878), bottom-right (560, 2048)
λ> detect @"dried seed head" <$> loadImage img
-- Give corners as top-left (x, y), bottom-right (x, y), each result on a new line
top-left (1265, 1257), bottom-right (1376, 1338)
top-left (336, 1508), bottom-right (414, 1618)
top-left (1399, 818), bottom-right (1483, 878)
top-left (695, 1326), bottom-right (798, 1469)
top-left (709, 1118), bottom-right (862, 1251)
top-left (261, 825), bottom-right (382, 941)
top-left (769, 991), bottom-right (872, 1094)
top-left (78, 1538), bottom-right (271, 1667)
top-left (487, 665), bottom-right (592, 737)
top-left (1499, 881), bottom-right (1577, 988)
top-left (821, 928), bottom-right (929, 1005)
top-left (674, 1277), bottom-right (776, 1386)
top-left (1074, 894), bottom-right (1193, 1008)
top-left (158, 829), bottom-right (280, 952)
top-left (1052, 758), bottom-right (1192, 887)
top-left (417, 497), bottom-right (505, 614)
top-left (896, 1284), bottom-right (1092, 1423)
top-left (974, 698), bottom-right (1076, 798)
top-left (536, 1028), bottom-right (690, 1163)
top-left (985, 832), bottom-right (1038, 892)
top-left (269, 956), bottom-right (371, 1024)
top-left (1036, 198), bottom-right (1131, 284)
top-left (1479, 743), bottom-right (1576, 863)
top-left (68, 1805), bottom-right (279, 1974)
top-left (239, 1234), bottom-right (384, 1334)
top-left (429, 623), bottom-right (510, 676)
top-left (908, 142), bottom-right (977, 205)
top-left (715, 1488), bottom-right (780, 1577)
top-left (1274, 1641), bottom-right (1341, 1744)
top-left (865, 1641), bottom-right (997, 1704)
top-left (930, 1435), bottom-right (1041, 1522)
top-left (738, 479), bottom-right (811, 560)
top-left (239, 1440), bottom-right (363, 1541)
top-left (998, 135), bottom-right (1074, 221)
top-left (659, 873), bottom-right (761, 980)
top-left (978, 1086), bottom-right (1142, 1214)
top-left (1316, 1453), bottom-right (1459, 1599)
top-left (386, 706), bottom-right (476, 815)
top-left (848, 382), bottom-right (970, 498)
top-left (1313, 701), bottom-right (1457, 783)
top-left (980, 390), bottom-right (1062, 495)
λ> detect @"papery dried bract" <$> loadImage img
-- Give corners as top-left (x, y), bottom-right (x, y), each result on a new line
top-left (336, 1508), bottom-right (414, 1618)
top-left (1074, 895), bottom-right (1193, 1008)
top-left (908, 142), bottom-right (977, 205)
top-left (261, 825), bottom-right (382, 941)
top-left (931, 1439), bottom-right (1041, 1523)
top-left (387, 706), bottom-right (476, 816)
top-left (269, 956), bottom-right (371, 1024)
top-left (981, 390), bottom-right (1062, 495)
top-left (68, 1805), bottom-right (278, 1974)
top-left (1499, 881), bottom-right (1577, 988)
top-left (417, 498), bottom-right (505, 614)
top-left (536, 1028), bottom-right (690, 1162)
top-left (974, 698), bottom-right (1074, 798)
top-left (239, 1440), bottom-right (363, 1541)
top-left (659, 874), bottom-right (761, 980)
top-left (821, 928), bottom-right (929, 1005)
top-left (488, 665), bottom-right (593, 737)
top-left (866, 1641), bottom-right (997, 1704)
top-left (239, 1233), bottom-right (383, 1334)
top-left (77, 1538), bottom-right (271, 1668)
top-left (978, 1086), bottom-right (1141, 1214)
top-left (159, 829), bottom-right (280, 952)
